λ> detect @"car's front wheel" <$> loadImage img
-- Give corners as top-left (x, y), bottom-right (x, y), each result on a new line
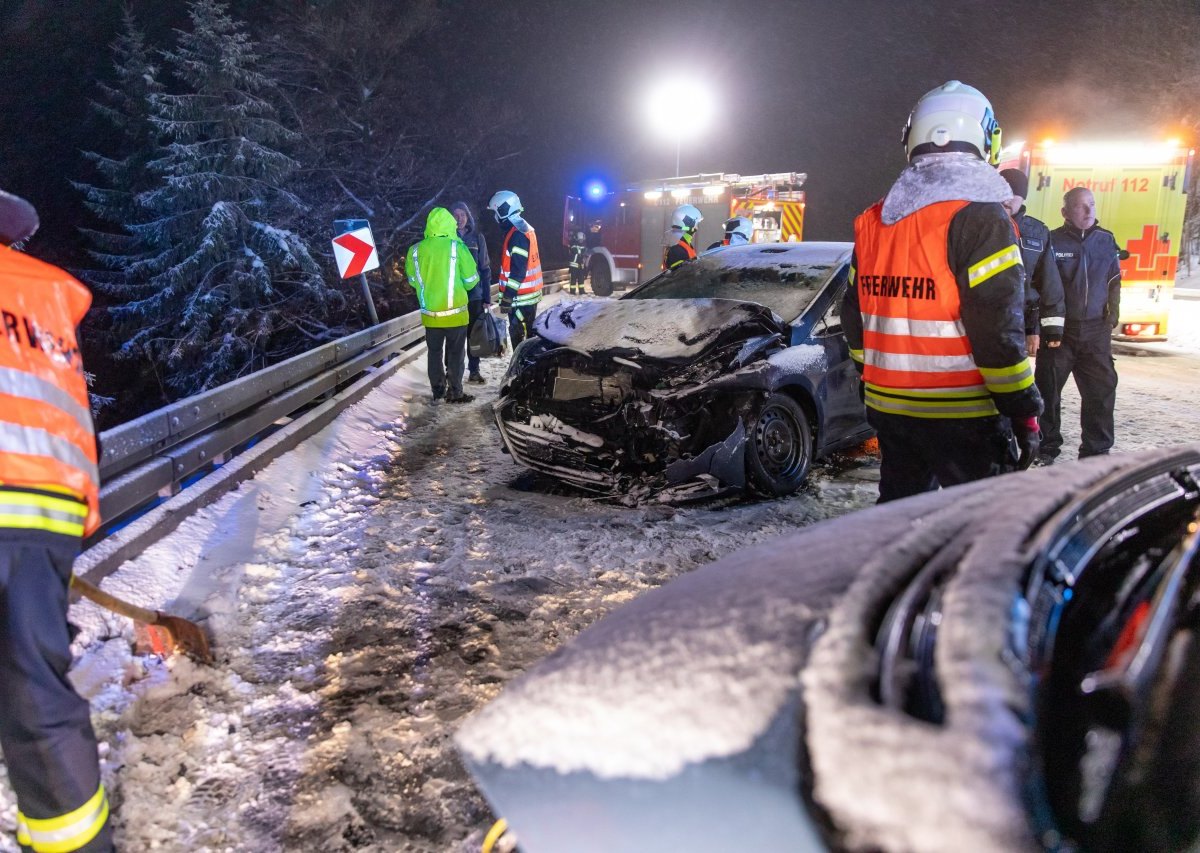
top-left (746, 393), bottom-right (813, 496)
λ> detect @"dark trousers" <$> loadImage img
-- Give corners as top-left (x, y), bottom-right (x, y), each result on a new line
top-left (568, 266), bottom-right (586, 294)
top-left (467, 300), bottom-right (486, 376)
top-left (425, 325), bottom-right (468, 398)
top-left (868, 409), bottom-right (1010, 503)
top-left (0, 535), bottom-right (113, 853)
top-left (1035, 329), bottom-right (1117, 459)
top-left (508, 304), bottom-right (537, 349)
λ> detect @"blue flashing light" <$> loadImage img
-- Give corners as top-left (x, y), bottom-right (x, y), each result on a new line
top-left (584, 179), bottom-right (607, 201)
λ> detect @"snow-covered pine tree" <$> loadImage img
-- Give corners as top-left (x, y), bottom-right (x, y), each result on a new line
top-left (115, 0), bottom-right (339, 396)
top-left (73, 6), bottom-right (162, 287)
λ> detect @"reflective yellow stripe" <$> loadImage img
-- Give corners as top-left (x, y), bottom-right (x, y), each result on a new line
top-left (482, 818), bottom-right (509, 853)
top-left (0, 490), bottom-right (88, 536)
top-left (510, 246), bottom-right (529, 257)
top-left (968, 244), bottom-right (1022, 288)
top-left (865, 394), bottom-right (999, 418)
top-left (866, 382), bottom-right (989, 399)
top-left (18, 785), bottom-right (109, 853)
top-left (978, 359), bottom-right (1034, 393)
top-left (848, 262), bottom-right (856, 286)
top-left (0, 513), bottom-right (85, 536)
top-left (849, 348), bottom-right (864, 363)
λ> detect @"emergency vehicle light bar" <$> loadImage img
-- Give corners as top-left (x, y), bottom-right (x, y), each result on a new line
top-left (1036, 141), bottom-right (1188, 167)
top-left (630, 171), bottom-right (807, 193)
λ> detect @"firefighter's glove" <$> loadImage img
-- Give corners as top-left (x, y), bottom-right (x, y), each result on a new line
top-left (1013, 416), bottom-right (1041, 471)
top-left (499, 302), bottom-right (511, 316)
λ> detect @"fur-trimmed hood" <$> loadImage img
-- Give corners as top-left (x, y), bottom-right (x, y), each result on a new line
top-left (881, 153), bottom-right (1014, 224)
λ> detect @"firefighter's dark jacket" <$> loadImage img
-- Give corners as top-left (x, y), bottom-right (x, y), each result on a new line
top-left (844, 201), bottom-right (1042, 420)
top-left (1050, 221), bottom-right (1122, 329)
top-left (666, 233), bottom-right (696, 270)
top-left (1012, 208), bottom-right (1066, 341)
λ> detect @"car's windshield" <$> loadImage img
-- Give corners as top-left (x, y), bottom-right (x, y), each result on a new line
top-left (626, 255), bottom-right (837, 320)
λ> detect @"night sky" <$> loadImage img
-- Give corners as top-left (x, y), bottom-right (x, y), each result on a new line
top-left (1, 0), bottom-right (1194, 259)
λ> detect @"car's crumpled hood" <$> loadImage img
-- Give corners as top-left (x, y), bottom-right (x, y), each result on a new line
top-left (534, 298), bottom-right (787, 364)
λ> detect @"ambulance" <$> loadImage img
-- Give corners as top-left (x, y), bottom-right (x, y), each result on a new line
top-left (563, 172), bottom-right (807, 296)
top-left (1002, 140), bottom-right (1194, 340)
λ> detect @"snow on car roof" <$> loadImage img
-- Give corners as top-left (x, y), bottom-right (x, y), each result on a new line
top-left (702, 241), bottom-right (852, 270)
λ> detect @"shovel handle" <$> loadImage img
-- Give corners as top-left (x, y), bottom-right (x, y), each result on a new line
top-left (70, 575), bottom-right (160, 625)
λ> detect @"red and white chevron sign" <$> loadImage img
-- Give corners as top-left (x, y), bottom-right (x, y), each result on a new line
top-left (331, 226), bottom-right (380, 279)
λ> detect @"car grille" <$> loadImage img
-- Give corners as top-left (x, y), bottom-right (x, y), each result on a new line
top-left (496, 415), bottom-right (619, 493)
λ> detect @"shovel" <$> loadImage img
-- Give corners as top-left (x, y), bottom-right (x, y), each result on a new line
top-left (70, 575), bottom-right (214, 664)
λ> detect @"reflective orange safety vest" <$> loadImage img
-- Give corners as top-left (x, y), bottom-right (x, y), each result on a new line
top-left (499, 225), bottom-right (543, 307)
top-left (853, 200), bottom-right (1006, 419)
top-left (0, 245), bottom-right (100, 536)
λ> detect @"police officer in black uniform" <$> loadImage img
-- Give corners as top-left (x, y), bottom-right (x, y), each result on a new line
top-left (1001, 169), bottom-right (1066, 355)
top-left (1037, 186), bottom-right (1121, 463)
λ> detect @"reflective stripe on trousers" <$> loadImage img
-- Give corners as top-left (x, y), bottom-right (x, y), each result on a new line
top-left (17, 785), bottom-right (109, 853)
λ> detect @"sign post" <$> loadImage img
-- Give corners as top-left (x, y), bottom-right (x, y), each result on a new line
top-left (332, 218), bottom-right (381, 326)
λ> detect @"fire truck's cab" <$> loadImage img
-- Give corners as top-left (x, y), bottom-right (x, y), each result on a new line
top-left (1001, 139), bottom-right (1194, 341)
top-left (563, 172), bottom-right (807, 296)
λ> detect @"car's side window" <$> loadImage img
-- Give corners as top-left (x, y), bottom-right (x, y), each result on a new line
top-left (813, 269), bottom-right (848, 337)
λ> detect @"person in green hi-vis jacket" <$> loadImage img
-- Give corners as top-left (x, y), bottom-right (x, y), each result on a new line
top-left (406, 207), bottom-right (480, 403)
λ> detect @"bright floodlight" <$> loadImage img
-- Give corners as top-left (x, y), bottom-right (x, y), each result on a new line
top-left (644, 77), bottom-right (716, 175)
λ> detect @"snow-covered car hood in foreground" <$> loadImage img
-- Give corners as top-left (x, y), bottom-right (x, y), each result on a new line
top-left (457, 446), bottom-right (1200, 852)
top-left (533, 297), bottom-right (787, 363)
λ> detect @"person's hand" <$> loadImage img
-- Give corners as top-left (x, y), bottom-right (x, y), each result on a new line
top-left (1013, 416), bottom-right (1040, 470)
top-left (1047, 340), bottom-right (1061, 348)
top-left (1025, 334), bottom-right (1040, 355)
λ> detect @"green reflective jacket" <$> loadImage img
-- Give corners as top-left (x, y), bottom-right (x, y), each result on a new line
top-left (406, 208), bottom-right (480, 328)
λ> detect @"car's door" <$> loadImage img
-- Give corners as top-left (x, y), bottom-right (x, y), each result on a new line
top-left (807, 267), bottom-right (869, 447)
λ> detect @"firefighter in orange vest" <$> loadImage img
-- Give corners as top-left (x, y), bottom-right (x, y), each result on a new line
top-left (665, 204), bottom-right (702, 270)
top-left (487, 190), bottom-right (543, 348)
top-left (842, 81), bottom-right (1043, 503)
top-left (0, 190), bottom-right (112, 851)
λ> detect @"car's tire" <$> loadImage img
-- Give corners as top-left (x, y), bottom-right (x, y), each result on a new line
top-left (746, 393), bottom-right (812, 496)
top-left (589, 256), bottom-right (613, 297)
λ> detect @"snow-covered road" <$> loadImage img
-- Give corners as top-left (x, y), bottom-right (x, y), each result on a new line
top-left (2, 315), bottom-right (1198, 852)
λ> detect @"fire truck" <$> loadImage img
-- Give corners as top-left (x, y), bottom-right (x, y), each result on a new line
top-left (1001, 139), bottom-right (1194, 341)
top-left (562, 172), bottom-right (807, 296)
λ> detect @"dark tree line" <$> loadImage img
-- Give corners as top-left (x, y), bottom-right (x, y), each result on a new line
top-left (71, 0), bottom-right (500, 426)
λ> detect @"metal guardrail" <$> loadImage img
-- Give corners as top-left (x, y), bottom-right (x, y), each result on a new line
top-left (93, 269), bottom-right (568, 538)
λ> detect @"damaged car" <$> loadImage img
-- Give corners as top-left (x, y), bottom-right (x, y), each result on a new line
top-left (493, 242), bottom-right (872, 499)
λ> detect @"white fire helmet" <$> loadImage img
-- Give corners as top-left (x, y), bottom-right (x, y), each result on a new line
top-left (487, 190), bottom-right (523, 223)
top-left (671, 203), bottom-right (703, 233)
top-left (723, 216), bottom-right (753, 244)
top-left (901, 80), bottom-right (1002, 165)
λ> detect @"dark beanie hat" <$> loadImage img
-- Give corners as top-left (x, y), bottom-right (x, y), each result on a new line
top-left (1000, 168), bottom-right (1029, 199)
